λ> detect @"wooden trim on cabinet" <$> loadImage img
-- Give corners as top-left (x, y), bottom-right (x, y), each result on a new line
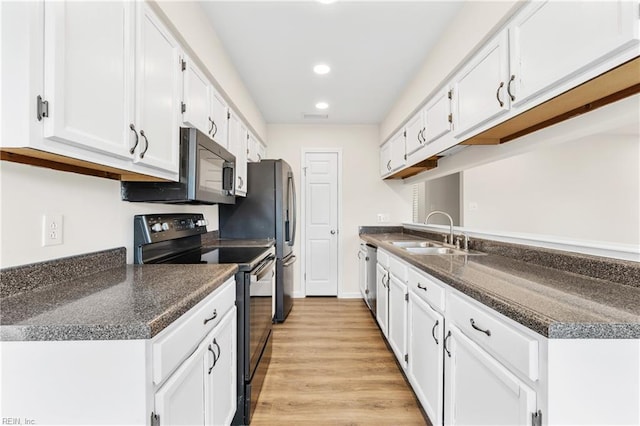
top-left (0, 148), bottom-right (169, 182)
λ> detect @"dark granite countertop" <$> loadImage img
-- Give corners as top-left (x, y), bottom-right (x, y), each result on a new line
top-left (360, 232), bottom-right (640, 339)
top-left (0, 261), bottom-right (237, 341)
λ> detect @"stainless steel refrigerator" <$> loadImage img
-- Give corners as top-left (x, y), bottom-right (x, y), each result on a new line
top-left (219, 159), bottom-right (296, 322)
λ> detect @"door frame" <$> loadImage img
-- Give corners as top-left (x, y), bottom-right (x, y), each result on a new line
top-left (299, 148), bottom-right (343, 297)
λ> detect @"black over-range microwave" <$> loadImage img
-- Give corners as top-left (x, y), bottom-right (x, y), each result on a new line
top-left (121, 127), bottom-right (236, 204)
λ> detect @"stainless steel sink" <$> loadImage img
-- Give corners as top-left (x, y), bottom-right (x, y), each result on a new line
top-left (405, 246), bottom-right (486, 256)
top-left (391, 241), bottom-right (442, 248)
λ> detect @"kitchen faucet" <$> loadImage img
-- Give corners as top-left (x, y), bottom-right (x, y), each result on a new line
top-left (425, 210), bottom-right (454, 245)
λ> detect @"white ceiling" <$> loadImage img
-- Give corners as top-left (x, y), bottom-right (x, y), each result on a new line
top-left (201, 1), bottom-right (464, 125)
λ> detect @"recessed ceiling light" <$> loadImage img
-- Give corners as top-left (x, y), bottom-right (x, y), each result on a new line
top-left (315, 102), bottom-right (329, 110)
top-left (313, 64), bottom-right (331, 75)
top-left (317, 0), bottom-right (337, 4)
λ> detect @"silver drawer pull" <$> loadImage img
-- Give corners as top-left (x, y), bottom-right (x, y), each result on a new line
top-left (444, 330), bottom-right (452, 357)
top-left (203, 309), bottom-right (218, 325)
top-left (417, 283), bottom-right (427, 291)
top-left (431, 320), bottom-right (439, 344)
top-left (470, 318), bottom-right (491, 336)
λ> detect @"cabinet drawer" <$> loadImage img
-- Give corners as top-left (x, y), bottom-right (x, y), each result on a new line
top-left (377, 250), bottom-right (390, 268)
top-left (448, 292), bottom-right (538, 382)
top-left (407, 267), bottom-right (445, 312)
top-left (152, 277), bottom-right (236, 385)
top-left (389, 255), bottom-right (408, 282)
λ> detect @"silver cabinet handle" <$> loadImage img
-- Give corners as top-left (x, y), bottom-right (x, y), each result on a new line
top-left (417, 283), bottom-right (427, 291)
top-left (432, 320), bottom-right (439, 344)
top-left (470, 318), bottom-right (491, 336)
top-left (208, 117), bottom-right (214, 135)
top-left (203, 309), bottom-right (217, 325)
top-left (496, 82), bottom-right (505, 107)
top-left (238, 176), bottom-right (244, 189)
top-left (139, 130), bottom-right (149, 159)
top-left (358, 251), bottom-right (362, 259)
top-left (129, 124), bottom-right (139, 154)
top-left (507, 74), bottom-right (516, 102)
top-left (212, 338), bottom-right (221, 366)
top-left (444, 330), bottom-right (452, 357)
top-left (386, 160), bottom-right (391, 171)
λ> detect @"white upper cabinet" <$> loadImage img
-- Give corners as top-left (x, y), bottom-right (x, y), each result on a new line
top-left (182, 56), bottom-right (211, 136)
top-left (210, 88), bottom-right (228, 148)
top-left (454, 30), bottom-right (510, 138)
top-left (227, 109), bottom-right (247, 197)
top-left (424, 86), bottom-right (452, 144)
top-left (404, 110), bottom-right (425, 156)
top-left (246, 131), bottom-right (260, 163)
top-left (509, 0), bottom-right (640, 108)
top-left (380, 128), bottom-right (406, 177)
top-left (42, 1), bottom-right (135, 161)
top-left (134, 2), bottom-right (181, 174)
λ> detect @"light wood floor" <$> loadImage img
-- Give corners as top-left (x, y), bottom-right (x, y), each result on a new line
top-left (251, 298), bottom-right (428, 426)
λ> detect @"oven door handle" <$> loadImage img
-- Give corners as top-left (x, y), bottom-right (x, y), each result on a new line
top-left (252, 256), bottom-right (276, 282)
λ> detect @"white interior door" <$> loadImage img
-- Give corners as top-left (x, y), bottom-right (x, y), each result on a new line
top-left (304, 151), bottom-right (339, 296)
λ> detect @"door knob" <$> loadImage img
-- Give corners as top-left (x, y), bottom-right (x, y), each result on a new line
top-left (330, 230), bottom-right (336, 235)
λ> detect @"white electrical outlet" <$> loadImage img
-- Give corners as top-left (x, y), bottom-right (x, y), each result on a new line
top-left (377, 213), bottom-right (390, 223)
top-left (43, 214), bottom-right (63, 246)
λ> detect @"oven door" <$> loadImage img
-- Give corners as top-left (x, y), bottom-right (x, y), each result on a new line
top-left (248, 256), bottom-right (275, 379)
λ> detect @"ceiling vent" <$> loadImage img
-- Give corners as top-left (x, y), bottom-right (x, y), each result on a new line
top-left (303, 113), bottom-right (329, 120)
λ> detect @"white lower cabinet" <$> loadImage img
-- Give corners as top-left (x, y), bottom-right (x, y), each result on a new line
top-left (375, 263), bottom-right (389, 338)
top-left (0, 278), bottom-right (237, 426)
top-left (408, 292), bottom-right (444, 425)
top-left (154, 338), bottom-right (207, 425)
top-left (388, 274), bottom-right (408, 370)
top-left (444, 324), bottom-right (537, 426)
top-left (155, 307), bottom-right (236, 426)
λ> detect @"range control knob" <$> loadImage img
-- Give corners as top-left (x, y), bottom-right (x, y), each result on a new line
top-left (151, 223), bottom-right (163, 232)
top-left (196, 219), bottom-right (208, 227)
top-left (161, 222), bottom-right (170, 231)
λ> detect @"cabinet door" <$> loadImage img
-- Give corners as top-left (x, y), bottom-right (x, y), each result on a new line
top-left (206, 307), bottom-right (237, 426)
top-left (210, 88), bottom-right (228, 148)
top-left (405, 110), bottom-right (425, 156)
top-left (235, 123), bottom-right (248, 197)
top-left (444, 325), bottom-right (537, 426)
top-left (454, 31), bottom-right (510, 138)
top-left (388, 275), bottom-right (407, 369)
top-left (375, 264), bottom-right (389, 338)
top-left (43, 1), bottom-right (135, 160)
top-left (510, 1), bottom-right (639, 107)
top-left (389, 129), bottom-right (406, 171)
top-left (182, 56), bottom-right (211, 136)
top-left (247, 131), bottom-right (260, 163)
top-left (408, 294), bottom-right (444, 425)
top-left (155, 340), bottom-right (206, 426)
top-left (379, 142), bottom-right (392, 177)
top-left (134, 2), bottom-right (181, 174)
top-left (424, 86), bottom-right (452, 144)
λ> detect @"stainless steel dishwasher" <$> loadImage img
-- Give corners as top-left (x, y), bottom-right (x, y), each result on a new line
top-left (365, 244), bottom-right (377, 313)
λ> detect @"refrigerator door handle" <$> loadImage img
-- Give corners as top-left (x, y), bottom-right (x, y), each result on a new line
top-left (283, 255), bottom-right (297, 267)
top-left (289, 172), bottom-right (297, 247)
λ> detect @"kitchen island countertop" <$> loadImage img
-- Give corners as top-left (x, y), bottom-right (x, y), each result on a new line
top-left (0, 254), bottom-right (237, 342)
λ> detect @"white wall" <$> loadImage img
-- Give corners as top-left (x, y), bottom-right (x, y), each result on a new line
top-left (0, 162), bottom-right (218, 268)
top-left (462, 132), bottom-right (640, 246)
top-left (266, 124), bottom-right (412, 298)
top-left (380, 0), bottom-right (520, 143)
top-left (152, 1), bottom-right (267, 141)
